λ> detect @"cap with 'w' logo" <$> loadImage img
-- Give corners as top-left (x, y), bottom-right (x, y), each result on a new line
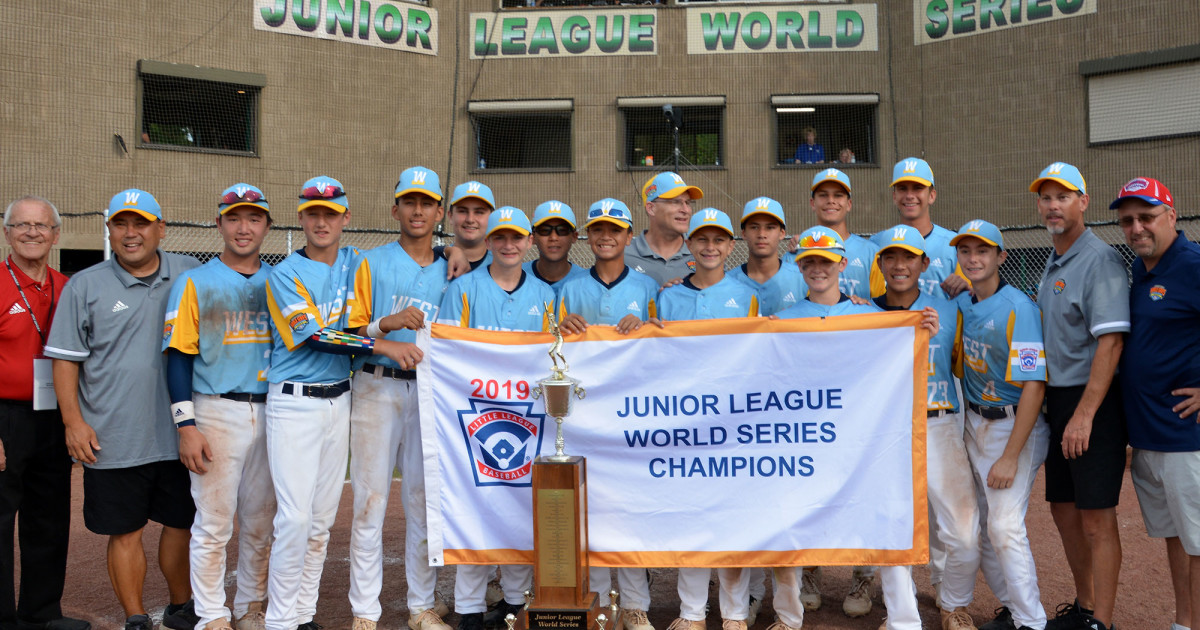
top-left (891, 157), bottom-right (935, 187)
top-left (1029, 162), bottom-right (1086, 195)
top-left (740, 196), bottom-right (785, 227)
top-left (878, 224), bottom-right (927, 256)
top-left (451, 180), bottom-right (496, 210)
top-left (395, 166), bottom-right (443, 201)
top-left (107, 189), bottom-right (163, 221)
top-left (486, 206), bottom-right (531, 237)
top-left (950, 219), bottom-right (1005, 250)
top-left (687, 208), bottom-right (734, 239)
top-left (533, 200), bottom-right (577, 228)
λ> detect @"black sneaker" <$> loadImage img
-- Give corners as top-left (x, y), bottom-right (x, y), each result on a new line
top-left (162, 600), bottom-right (199, 630)
top-left (298, 622), bottom-right (323, 630)
top-left (483, 602), bottom-right (524, 629)
top-left (979, 607), bottom-right (1016, 630)
top-left (124, 616), bottom-right (151, 630)
top-left (1045, 599), bottom-right (1093, 630)
top-left (1081, 615), bottom-right (1111, 630)
top-left (459, 613), bottom-right (485, 630)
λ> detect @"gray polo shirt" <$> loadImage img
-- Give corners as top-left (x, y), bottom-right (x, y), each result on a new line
top-left (1037, 228), bottom-right (1130, 387)
top-left (44, 251), bottom-right (200, 469)
top-left (624, 232), bottom-right (695, 286)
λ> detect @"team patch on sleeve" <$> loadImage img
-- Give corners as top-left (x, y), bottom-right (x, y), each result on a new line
top-left (289, 312), bottom-right (310, 332)
top-left (1010, 342), bottom-right (1044, 372)
top-left (162, 323), bottom-right (173, 341)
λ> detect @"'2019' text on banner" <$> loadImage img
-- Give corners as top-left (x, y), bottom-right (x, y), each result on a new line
top-left (417, 312), bottom-right (929, 568)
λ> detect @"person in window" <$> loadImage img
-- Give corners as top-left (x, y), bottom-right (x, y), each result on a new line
top-left (838, 147), bottom-right (856, 164)
top-left (792, 127), bottom-right (825, 164)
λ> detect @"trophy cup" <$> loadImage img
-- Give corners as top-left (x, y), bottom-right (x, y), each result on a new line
top-left (520, 306), bottom-right (612, 630)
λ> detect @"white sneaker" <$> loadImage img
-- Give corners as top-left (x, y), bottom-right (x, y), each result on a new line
top-left (799, 568), bottom-right (821, 611)
top-left (842, 573), bottom-right (873, 617)
top-left (621, 609), bottom-right (654, 630)
top-left (746, 596), bottom-right (762, 628)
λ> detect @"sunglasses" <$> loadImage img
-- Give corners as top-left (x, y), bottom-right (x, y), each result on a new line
top-left (799, 233), bottom-right (840, 248)
top-left (220, 189), bottom-right (265, 206)
top-left (534, 224), bottom-right (575, 236)
top-left (299, 184), bottom-right (344, 200)
top-left (587, 207), bottom-right (629, 220)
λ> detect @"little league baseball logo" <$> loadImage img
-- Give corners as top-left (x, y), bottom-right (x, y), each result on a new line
top-left (1052, 279), bottom-right (1066, 295)
top-left (457, 398), bottom-right (546, 487)
top-left (1018, 347), bottom-right (1039, 372)
top-left (1150, 285), bottom-right (1167, 301)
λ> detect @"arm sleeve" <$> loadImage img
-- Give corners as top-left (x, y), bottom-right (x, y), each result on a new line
top-left (163, 276), bottom-right (200, 353)
top-left (1083, 251), bottom-right (1132, 337)
top-left (42, 281), bottom-right (90, 361)
top-left (166, 348), bottom-right (195, 404)
top-left (305, 327), bottom-right (377, 356)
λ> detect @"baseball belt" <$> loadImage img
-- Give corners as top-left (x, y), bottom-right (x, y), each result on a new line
top-left (281, 379), bottom-right (351, 399)
top-left (361, 363), bottom-right (417, 381)
top-left (967, 401), bottom-right (1012, 420)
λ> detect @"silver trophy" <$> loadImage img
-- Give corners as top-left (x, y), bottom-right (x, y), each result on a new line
top-left (532, 304), bottom-right (586, 462)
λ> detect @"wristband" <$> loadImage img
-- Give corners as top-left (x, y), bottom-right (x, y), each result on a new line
top-left (176, 419), bottom-right (197, 429)
top-left (171, 401), bottom-right (196, 427)
top-left (367, 319), bottom-right (384, 338)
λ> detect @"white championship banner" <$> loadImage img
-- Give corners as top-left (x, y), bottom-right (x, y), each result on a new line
top-left (417, 312), bottom-right (929, 568)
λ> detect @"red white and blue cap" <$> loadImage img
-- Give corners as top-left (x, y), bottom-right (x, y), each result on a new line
top-left (811, 167), bottom-right (852, 195)
top-left (532, 200), bottom-right (577, 228)
top-left (394, 166), bottom-right (443, 201)
top-left (741, 196), bottom-right (785, 228)
top-left (1029, 162), bottom-right (1087, 195)
top-left (794, 225), bottom-right (846, 262)
top-left (450, 181), bottom-right (496, 210)
top-left (218, 183), bottom-right (269, 215)
top-left (687, 208), bottom-right (735, 239)
top-left (877, 224), bottom-right (928, 256)
top-left (891, 157), bottom-right (935, 187)
top-left (585, 198), bottom-right (633, 229)
top-left (950, 219), bottom-right (1005, 250)
top-left (642, 171), bottom-right (704, 204)
top-left (486, 206), bottom-right (532, 237)
top-left (107, 189), bottom-right (163, 221)
top-left (1109, 177), bottom-right (1174, 210)
top-left (297, 176), bottom-right (348, 213)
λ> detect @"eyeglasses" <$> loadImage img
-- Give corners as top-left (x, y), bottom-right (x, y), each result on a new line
top-left (1117, 209), bottom-right (1169, 229)
top-left (654, 197), bottom-right (695, 209)
top-left (5, 222), bottom-right (57, 234)
top-left (220, 189), bottom-right (265, 206)
top-left (534, 224), bottom-right (574, 237)
top-left (299, 184), bottom-right (344, 200)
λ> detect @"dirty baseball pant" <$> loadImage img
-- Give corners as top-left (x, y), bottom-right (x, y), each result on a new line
top-left (190, 394), bottom-right (275, 628)
top-left (718, 567), bottom-right (803, 627)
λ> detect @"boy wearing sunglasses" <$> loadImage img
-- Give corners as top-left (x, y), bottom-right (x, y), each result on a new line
top-left (523, 200), bottom-right (587, 297)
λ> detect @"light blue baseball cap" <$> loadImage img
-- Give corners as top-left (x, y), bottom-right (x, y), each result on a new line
top-left (1029, 162), bottom-right (1087, 195)
top-left (298, 176), bottom-right (348, 213)
top-left (794, 225), bottom-right (846, 262)
top-left (486, 206), bottom-right (532, 237)
top-left (643, 171), bottom-right (704, 204)
top-left (741, 196), bottom-right (786, 228)
top-left (687, 208), bottom-right (735, 239)
top-left (395, 166), bottom-right (443, 201)
top-left (585, 198), bottom-right (633, 229)
top-left (107, 189), bottom-right (163, 221)
top-left (450, 181), bottom-right (496, 210)
top-left (950, 219), bottom-right (1005, 250)
top-left (892, 157), bottom-right (935, 187)
top-left (811, 167), bottom-right (852, 195)
top-left (218, 183), bottom-right (269, 215)
top-left (876, 224), bottom-right (928, 256)
top-left (532, 200), bottom-right (577, 228)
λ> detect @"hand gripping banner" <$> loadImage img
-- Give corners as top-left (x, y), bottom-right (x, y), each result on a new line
top-left (417, 312), bottom-right (929, 568)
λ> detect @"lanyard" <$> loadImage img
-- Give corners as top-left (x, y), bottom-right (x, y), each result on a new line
top-left (5, 259), bottom-right (54, 345)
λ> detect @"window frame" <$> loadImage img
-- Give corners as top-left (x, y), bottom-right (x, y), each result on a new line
top-left (616, 95), bottom-right (726, 171)
top-left (136, 60), bottom-right (265, 158)
top-left (1080, 45), bottom-right (1200, 146)
top-left (770, 93), bottom-right (880, 169)
top-left (467, 99), bottom-right (575, 174)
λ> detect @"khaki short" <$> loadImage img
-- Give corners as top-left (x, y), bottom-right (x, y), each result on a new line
top-left (1131, 448), bottom-right (1200, 555)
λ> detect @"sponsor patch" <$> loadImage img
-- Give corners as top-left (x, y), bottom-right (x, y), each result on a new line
top-left (457, 399), bottom-right (546, 487)
top-left (162, 323), bottom-right (173, 340)
top-left (1150, 285), bottom-right (1166, 301)
top-left (1052, 279), bottom-right (1066, 295)
top-left (288, 312), bottom-right (310, 331)
top-left (1017, 347), bottom-right (1039, 372)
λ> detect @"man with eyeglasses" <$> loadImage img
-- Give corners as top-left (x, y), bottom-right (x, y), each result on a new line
top-left (45, 190), bottom-right (202, 630)
top-left (1112, 177), bottom-right (1200, 630)
top-left (0, 196), bottom-right (89, 630)
top-left (1030, 163), bottom-right (1128, 630)
top-left (625, 172), bottom-right (702, 287)
top-left (163, 184), bottom-right (276, 630)
top-left (523, 200), bottom-right (587, 297)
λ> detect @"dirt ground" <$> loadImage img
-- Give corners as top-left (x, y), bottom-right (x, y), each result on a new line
top-left (54, 454), bottom-right (1175, 630)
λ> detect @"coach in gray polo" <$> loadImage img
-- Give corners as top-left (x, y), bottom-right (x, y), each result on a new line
top-left (1032, 163), bottom-right (1129, 630)
top-left (44, 190), bottom-right (201, 630)
top-left (625, 171), bottom-right (702, 286)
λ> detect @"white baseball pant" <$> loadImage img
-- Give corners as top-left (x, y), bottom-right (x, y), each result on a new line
top-left (718, 567), bottom-right (803, 627)
top-left (189, 394), bottom-right (276, 628)
top-left (454, 565), bottom-right (534, 614)
top-left (265, 382), bottom-right (351, 630)
top-left (926, 410), bottom-right (980, 610)
top-left (617, 568), bottom-right (651, 612)
top-left (676, 568), bottom-right (711, 621)
top-left (348, 371), bottom-right (439, 619)
top-left (877, 566), bottom-right (920, 630)
top-left (965, 407), bottom-right (1049, 630)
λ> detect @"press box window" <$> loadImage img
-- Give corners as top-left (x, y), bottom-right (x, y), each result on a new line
top-left (618, 96), bottom-right (725, 169)
top-left (469, 100), bottom-right (573, 172)
top-left (1081, 47), bottom-right (1200, 145)
top-left (137, 60), bottom-right (264, 156)
top-left (772, 94), bottom-right (878, 166)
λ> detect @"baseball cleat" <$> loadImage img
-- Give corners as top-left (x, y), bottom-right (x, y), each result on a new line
top-left (234, 603), bottom-right (266, 630)
top-left (764, 621), bottom-right (800, 630)
top-left (842, 573), bottom-right (873, 617)
top-left (485, 580), bottom-right (505, 609)
top-left (458, 613), bottom-right (485, 630)
top-left (746, 596), bottom-right (762, 628)
top-left (434, 593), bottom-right (452, 619)
top-left (351, 619), bottom-right (376, 630)
top-left (942, 609), bottom-right (977, 630)
top-left (125, 616), bottom-right (152, 630)
top-left (483, 602), bottom-right (524, 629)
top-left (201, 621), bottom-right (233, 630)
top-left (162, 600), bottom-right (200, 630)
top-left (665, 619), bottom-right (705, 630)
top-left (296, 623), bottom-right (322, 630)
top-left (721, 620), bottom-right (748, 630)
top-left (409, 609), bottom-right (453, 630)
top-left (1045, 600), bottom-right (1091, 630)
top-left (978, 607), bottom-right (1015, 630)
top-left (621, 609), bottom-right (654, 630)
top-left (799, 568), bottom-right (821, 611)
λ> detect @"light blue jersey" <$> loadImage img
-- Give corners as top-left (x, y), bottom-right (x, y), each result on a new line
top-left (872, 224), bottom-right (961, 298)
top-left (775, 296), bottom-right (880, 319)
top-left (875, 293), bottom-right (961, 412)
top-left (265, 247), bottom-right (359, 384)
top-left (164, 258), bottom-right (272, 395)
top-left (438, 267), bottom-right (555, 332)
top-left (523, 260), bottom-right (588, 298)
top-left (840, 234), bottom-right (880, 300)
top-left (726, 260), bottom-right (807, 316)
top-left (955, 283), bottom-right (1046, 407)
top-left (658, 275), bottom-right (759, 321)
top-left (557, 266), bottom-right (659, 324)
top-left (350, 241), bottom-right (449, 369)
